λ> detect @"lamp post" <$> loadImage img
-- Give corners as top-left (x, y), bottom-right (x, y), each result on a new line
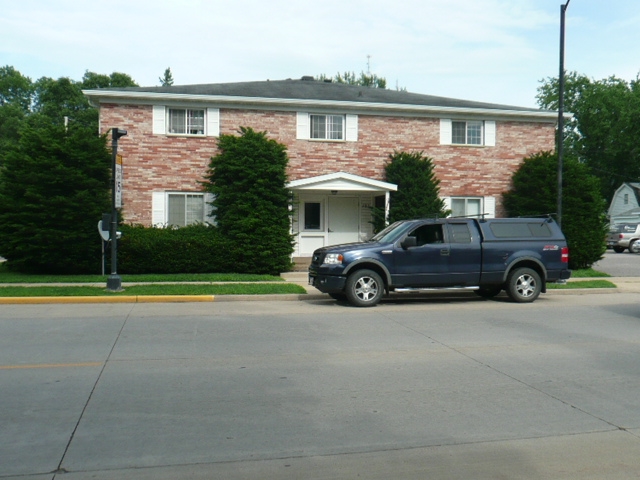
top-left (106, 128), bottom-right (127, 291)
top-left (557, 0), bottom-right (571, 228)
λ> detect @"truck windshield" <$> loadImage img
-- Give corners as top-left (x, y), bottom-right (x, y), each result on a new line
top-left (370, 221), bottom-right (415, 244)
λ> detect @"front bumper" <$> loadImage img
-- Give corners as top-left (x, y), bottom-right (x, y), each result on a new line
top-left (309, 273), bottom-right (347, 294)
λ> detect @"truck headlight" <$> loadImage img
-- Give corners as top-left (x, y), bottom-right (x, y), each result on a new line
top-left (324, 253), bottom-right (344, 265)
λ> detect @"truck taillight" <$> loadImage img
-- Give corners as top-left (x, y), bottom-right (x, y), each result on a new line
top-left (561, 246), bottom-right (569, 263)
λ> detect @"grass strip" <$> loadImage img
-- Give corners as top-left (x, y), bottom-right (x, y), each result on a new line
top-left (0, 264), bottom-right (284, 284)
top-left (569, 268), bottom-right (611, 278)
top-left (0, 283), bottom-right (307, 297)
top-left (548, 279), bottom-right (616, 289)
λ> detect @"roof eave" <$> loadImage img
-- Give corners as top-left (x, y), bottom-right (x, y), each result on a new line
top-left (82, 90), bottom-right (563, 122)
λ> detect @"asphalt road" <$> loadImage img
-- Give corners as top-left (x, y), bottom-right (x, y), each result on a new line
top-left (2, 291), bottom-right (640, 479)
top-left (594, 250), bottom-right (640, 276)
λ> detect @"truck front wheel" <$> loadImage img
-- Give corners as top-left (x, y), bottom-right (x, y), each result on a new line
top-left (506, 267), bottom-right (541, 303)
top-left (345, 269), bottom-right (384, 307)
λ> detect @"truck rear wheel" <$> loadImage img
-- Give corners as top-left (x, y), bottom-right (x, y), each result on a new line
top-left (506, 267), bottom-right (541, 303)
top-left (345, 269), bottom-right (384, 307)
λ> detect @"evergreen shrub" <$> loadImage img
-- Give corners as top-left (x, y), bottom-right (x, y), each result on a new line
top-left (118, 223), bottom-right (226, 274)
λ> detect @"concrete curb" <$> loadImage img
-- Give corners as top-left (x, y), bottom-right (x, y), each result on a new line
top-left (0, 288), bottom-right (628, 305)
top-left (0, 293), bottom-right (329, 305)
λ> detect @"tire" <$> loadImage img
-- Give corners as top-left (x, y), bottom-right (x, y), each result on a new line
top-left (629, 240), bottom-right (640, 254)
top-left (345, 269), bottom-right (384, 307)
top-left (506, 267), bottom-right (541, 303)
top-left (474, 286), bottom-right (502, 299)
top-left (613, 246), bottom-right (626, 253)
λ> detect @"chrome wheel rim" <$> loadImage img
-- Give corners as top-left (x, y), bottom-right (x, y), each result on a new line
top-left (515, 273), bottom-right (536, 298)
top-left (355, 276), bottom-right (379, 302)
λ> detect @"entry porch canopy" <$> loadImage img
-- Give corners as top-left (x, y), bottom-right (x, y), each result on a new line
top-left (287, 171), bottom-right (397, 195)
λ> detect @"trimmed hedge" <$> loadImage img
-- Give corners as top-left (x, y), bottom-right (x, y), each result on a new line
top-left (118, 223), bottom-right (228, 274)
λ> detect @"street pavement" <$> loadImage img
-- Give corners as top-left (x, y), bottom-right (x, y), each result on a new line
top-left (1, 291), bottom-right (640, 479)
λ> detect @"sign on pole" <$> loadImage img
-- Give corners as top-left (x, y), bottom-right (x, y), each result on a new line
top-left (115, 154), bottom-right (123, 208)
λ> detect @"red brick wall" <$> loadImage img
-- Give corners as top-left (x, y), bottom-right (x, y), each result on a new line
top-left (99, 104), bottom-right (555, 225)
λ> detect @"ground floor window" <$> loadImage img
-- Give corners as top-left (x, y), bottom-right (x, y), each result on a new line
top-left (304, 202), bottom-right (322, 230)
top-left (167, 193), bottom-right (205, 226)
top-left (451, 197), bottom-right (482, 218)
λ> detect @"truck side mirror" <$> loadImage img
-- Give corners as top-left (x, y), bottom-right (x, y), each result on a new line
top-left (401, 236), bottom-right (417, 249)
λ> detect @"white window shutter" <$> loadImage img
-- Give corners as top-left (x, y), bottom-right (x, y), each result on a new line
top-left (152, 192), bottom-right (166, 226)
top-left (204, 193), bottom-right (217, 225)
top-left (346, 114), bottom-right (358, 141)
top-left (484, 121), bottom-right (496, 147)
top-left (297, 112), bottom-right (309, 140)
top-left (207, 108), bottom-right (220, 137)
top-left (443, 197), bottom-right (452, 216)
top-left (440, 119), bottom-right (452, 145)
top-left (152, 106), bottom-right (166, 135)
top-left (483, 197), bottom-right (496, 218)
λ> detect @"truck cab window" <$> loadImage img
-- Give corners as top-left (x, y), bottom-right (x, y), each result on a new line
top-left (409, 224), bottom-right (444, 246)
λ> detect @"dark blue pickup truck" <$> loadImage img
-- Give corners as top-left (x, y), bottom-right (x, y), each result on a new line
top-left (308, 217), bottom-right (571, 307)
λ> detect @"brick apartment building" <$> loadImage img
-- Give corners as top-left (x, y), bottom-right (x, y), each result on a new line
top-left (83, 76), bottom-right (557, 257)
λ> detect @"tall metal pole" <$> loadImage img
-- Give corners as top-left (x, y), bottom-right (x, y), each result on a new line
top-left (557, 0), bottom-right (570, 228)
top-left (107, 128), bottom-right (127, 291)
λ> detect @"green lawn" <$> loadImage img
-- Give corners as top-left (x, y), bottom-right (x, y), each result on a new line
top-left (0, 283), bottom-right (306, 297)
top-left (0, 263), bottom-right (618, 297)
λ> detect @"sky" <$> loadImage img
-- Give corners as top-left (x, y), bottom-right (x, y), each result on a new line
top-left (1, 0), bottom-right (639, 108)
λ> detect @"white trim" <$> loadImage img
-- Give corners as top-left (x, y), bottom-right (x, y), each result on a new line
top-left (440, 119), bottom-right (452, 145)
top-left (152, 191), bottom-right (166, 226)
top-left (346, 114), bottom-right (358, 141)
top-left (296, 112), bottom-right (309, 139)
top-left (84, 90), bottom-right (561, 123)
top-left (152, 105), bottom-right (166, 135)
top-left (288, 171), bottom-right (397, 192)
top-left (206, 108), bottom-right (220, 137)
top-left (484, 121), bottom-right (496, 147)
top-left (484, 196), bottom-right (496, 218)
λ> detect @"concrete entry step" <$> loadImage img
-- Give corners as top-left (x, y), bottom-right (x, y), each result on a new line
top-left (291, 256), bottom-right (311, 272)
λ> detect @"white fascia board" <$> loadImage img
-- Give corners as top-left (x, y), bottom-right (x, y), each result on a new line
top-left (82, 90), bottom-right (564, 123)
top-left (288, 172), bottom-right (397, 192)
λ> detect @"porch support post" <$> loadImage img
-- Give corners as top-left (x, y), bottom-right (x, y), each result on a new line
top-left (384, 191), bottom-right (390, 226)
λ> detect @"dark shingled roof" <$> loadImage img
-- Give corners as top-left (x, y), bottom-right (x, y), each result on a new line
top-left (101, 76), bottom-right (542, 113)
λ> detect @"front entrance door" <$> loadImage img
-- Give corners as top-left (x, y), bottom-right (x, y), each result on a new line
top-left (328, 196), bottom-right (359, 245)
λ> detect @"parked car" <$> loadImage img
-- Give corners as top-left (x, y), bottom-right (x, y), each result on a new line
top-left (607, 223), bottom-right (640, 253)
top-left (309, 216), bottom-right (571, 307)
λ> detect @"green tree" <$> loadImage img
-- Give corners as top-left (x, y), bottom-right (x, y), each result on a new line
top-left (384, 151), bottom-right (449, 223)
top-left (0, 65), bottom-right (33, 110)
top-left (317, 71), bottom-right (387, 89)
top-left (502, 151), bottom-right (607, 270)
top-left (0, 66), bottom-right (34, 166)
top-left (80, 70), bottom-right (138, 89)
top-left (203, 127), bottom-right (293, 274)
top-left (0, 116), bottom-right (112, 273)
top-left (537, 72), bottom-right (640, 202)
top-left (159, 67), bottom-right (174, 86)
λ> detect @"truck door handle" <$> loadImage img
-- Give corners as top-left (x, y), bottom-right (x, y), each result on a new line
top-left (440, 248), bottom-right (450, 256)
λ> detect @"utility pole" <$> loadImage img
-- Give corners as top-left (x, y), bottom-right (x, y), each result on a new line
top-left (106, 128), bottom-right (127, 292)
top-left (557, 0), bottom-right (571, 228)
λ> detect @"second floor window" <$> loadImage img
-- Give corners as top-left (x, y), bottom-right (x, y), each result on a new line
top-left (168, 109), bottom-right (205, 135)
top-left (310, 114), bottom-right (344, 140)
top-left (452, 120), bottom-right (483, 145)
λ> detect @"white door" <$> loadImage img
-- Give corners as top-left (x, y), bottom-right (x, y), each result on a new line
top-left (328, 196), bottom-right (360, 245)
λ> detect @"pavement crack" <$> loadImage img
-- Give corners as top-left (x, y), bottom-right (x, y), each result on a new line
top-left (53, 306), bottom-right (134, 475)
